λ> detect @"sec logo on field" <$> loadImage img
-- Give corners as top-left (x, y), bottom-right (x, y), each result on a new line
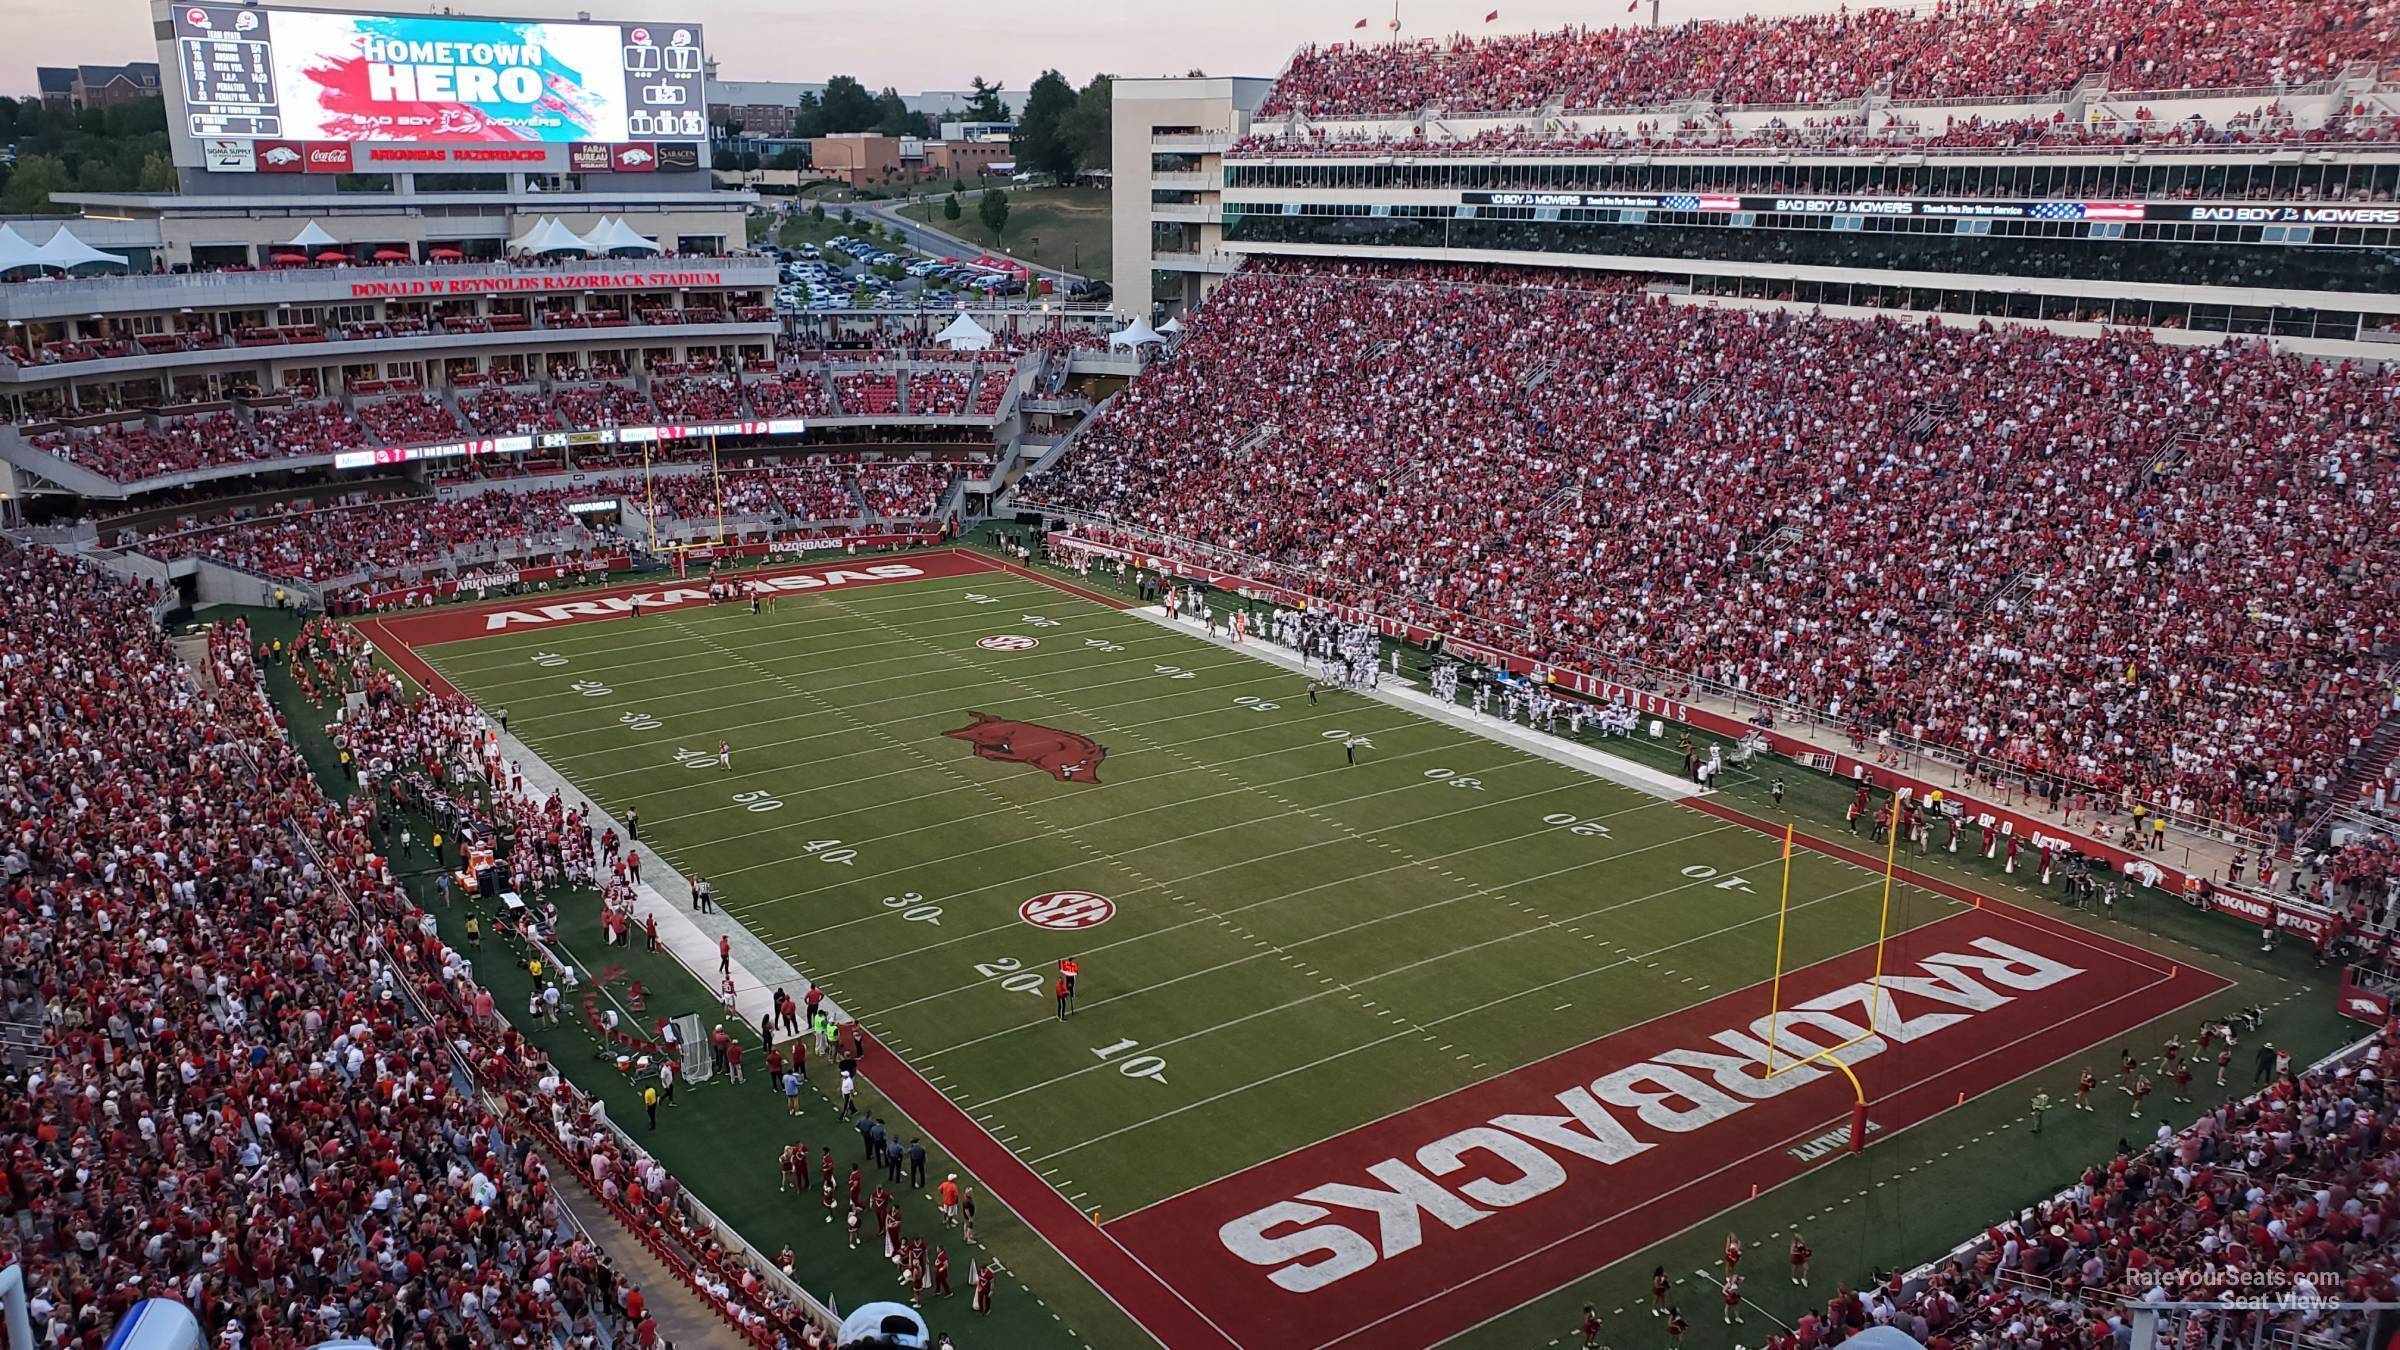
top-left (1019, 891), bottom-right (1116, 931)
top-left (977, 634), bottom-right (1040, 651)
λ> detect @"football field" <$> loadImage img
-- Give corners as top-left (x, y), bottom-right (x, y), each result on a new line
top-left (365, 549), bottom-right (2229, 1350)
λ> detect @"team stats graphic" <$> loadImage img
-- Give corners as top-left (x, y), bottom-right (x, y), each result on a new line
top-left (172, 5), bottom-right (705, 144)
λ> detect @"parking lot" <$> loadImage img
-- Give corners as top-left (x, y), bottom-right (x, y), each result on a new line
top-left (770, 233), bottom-right (1100, 314)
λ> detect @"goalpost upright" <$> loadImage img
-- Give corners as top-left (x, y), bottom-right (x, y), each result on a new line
top-left (1761, 793), bottom-right (1907, 1154)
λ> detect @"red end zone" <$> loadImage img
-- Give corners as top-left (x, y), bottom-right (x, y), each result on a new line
top-left (354, 550), bottom-right (1003, 697)
top-left (1107, 899), bottom-right (2228, 1350)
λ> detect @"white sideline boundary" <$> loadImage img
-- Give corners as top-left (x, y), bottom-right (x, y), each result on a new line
top-left (1118, 599), bottom-right (1702, 803)
top-left (493, 725), bottom-right (829, 1040)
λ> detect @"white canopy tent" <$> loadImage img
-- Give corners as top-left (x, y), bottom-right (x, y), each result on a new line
top-left (29, 227), bottom-right (128, 271)
top-left (1107, 318), bottom-right (1164, 350)
top-left (578, 216), bottom-right (661, 254)
top-left (284, 220), bottom-right (340, 249)
top-left (934, 312), bottom-right (995, 351)
top-left (0, 225), bottom-right (47, 273)
top-left (507, 217), bottom-right (558, 250)
top-left (512, 217), bottom-right (596, 255)
top-left (1157, 317), bottom-right (1184, 333)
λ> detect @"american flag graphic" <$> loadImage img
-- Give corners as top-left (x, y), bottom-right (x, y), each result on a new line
top-left (2027, 200), bottom-right (2147, 222)
top-left (1664, 194), bottom-right (1742, 211)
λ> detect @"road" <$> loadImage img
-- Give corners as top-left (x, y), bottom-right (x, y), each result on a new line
top-left (858, 189), bottom-right (1092, 287)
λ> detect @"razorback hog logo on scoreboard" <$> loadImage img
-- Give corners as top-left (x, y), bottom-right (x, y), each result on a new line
top-left (1217, 936), bottom-right (2082, 1293)
top-left (943, 713), bottom-right (1105, 784)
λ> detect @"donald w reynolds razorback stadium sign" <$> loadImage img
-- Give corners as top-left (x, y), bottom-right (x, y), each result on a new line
top-left (349, 269), bottom-right (724, 298)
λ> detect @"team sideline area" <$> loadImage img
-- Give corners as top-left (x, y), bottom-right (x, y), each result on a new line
top-left (305, 544), bottom-right (2359, 1350)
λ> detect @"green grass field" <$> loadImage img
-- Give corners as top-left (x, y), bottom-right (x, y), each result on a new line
top-left (900, 186), bottom-right (1111, 280)
top-left (321, 548), bottom-right (2348, 1350)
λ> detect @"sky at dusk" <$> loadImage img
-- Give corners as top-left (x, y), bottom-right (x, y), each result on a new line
top-left (1, 0), bottom-right (1927, 98)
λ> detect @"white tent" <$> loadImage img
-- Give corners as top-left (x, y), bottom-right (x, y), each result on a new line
top-left (29, 227), bottom-right (128, 271)
top-left (0, 224), bottom-right (48, 273)
top-left (507, 216), bottom-right (558, 250)
top-left (1107, 317), bottom-right (1164, 350)
top-left (578, 216), bottom-right (661, 255)
top-left (512, 217), bottom-right (596, 255)
top-left (934, 312), bottom-right (995, 351)
top-left (284, 220), bottom-right (340, 249)
top-left (1158, 317), bottom-right (1184, 333)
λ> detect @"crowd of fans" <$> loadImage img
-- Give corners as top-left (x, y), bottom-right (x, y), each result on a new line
top-left (2327, 834), bottom-right (2400, 914)
top-left (749, 372), bottom-right (837, 419)
top-left (461, 386), bottom-right (565, 436)
top-left (354, 392), bottom-right (464, 447)
top-left (550, 383), bottom-right (655, 432)
top-left (856, 461), bottom-right (955, 519)
top-left (908, 370), bottom-right (973, 417)
top-left (633, 464), bottom-right (856, 523)
top-left (13, 355), bottom-right (1043, 482)
top-left (1260, 0), bottom-right (2393, 118)
top-left (1880, 1028), bottom-right (2399, 1348)
top-left (130, 488), bottom-right (599, 583)
top-left (834, 373), bottom-right (901, 417)
top-left (0, 544), bottom-right (657, 1347)
top-left (26, 411), bottom-right (266, 480)
top-left (1028, 259), bottom-right (2397, 831)
top-left (1228, 103), bottom-right (2400, 160)
top-left (650, 375), bottom-right (748, 422)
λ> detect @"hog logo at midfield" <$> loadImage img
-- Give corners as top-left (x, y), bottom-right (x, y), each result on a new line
top-left (943, 712), bottom-right (1105, 784)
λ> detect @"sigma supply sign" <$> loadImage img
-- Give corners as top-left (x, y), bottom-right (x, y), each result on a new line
top-left (171, 5), bottom-right (707, 147)
top-left (1020, 892), bottom-right (1116, 931)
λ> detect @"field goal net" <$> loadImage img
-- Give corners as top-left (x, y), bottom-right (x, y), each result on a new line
top-left (673, 1012), bottom-right (712, 1083)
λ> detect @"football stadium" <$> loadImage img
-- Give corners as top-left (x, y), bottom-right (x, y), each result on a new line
top-left (0, 2), bottom-right (2396, 1349)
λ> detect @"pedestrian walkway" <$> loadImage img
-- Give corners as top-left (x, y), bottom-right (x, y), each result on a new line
top-left (547, 1151), bottom-right (740, 1349)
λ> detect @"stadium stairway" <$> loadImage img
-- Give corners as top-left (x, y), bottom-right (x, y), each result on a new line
top-left (2316, 710), bottom-right (2400, 843)
top-left (545, 1150), bottom-right (741, 1347)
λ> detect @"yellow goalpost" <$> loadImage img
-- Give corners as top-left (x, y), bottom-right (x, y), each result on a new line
top-left (1759, 796), bottom-right (1907, 1155)
top-left (642, 434), bottom-right (729, 564)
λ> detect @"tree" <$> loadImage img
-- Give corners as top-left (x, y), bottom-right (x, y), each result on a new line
top-left (1062, 74), bottom-right (1113, 174)
top-left (790, 90), bottom-right (826, 139)
top-left (809, 202), bottom-right (827, 223)
top-left (137, 151), bottom-right (177, 192)
top-left (963, 77), bottom-right (1008, 122)
top-left (978, 187), bottom-right (1011, 242)
top-left (1013, 69), bottom-right (1079, 182)
top-left (770, 147), bottom-right (803, 172)
top-left (951, 177), bottom-right (966, 194)
top-left (873, 88), bottom-right (926, 138)
top-left (943, 194), bottom-right (962, 222)
top-left (0, 154), bottom-right (71, 213)
top-left (818, 76), bottom-right (880, 133)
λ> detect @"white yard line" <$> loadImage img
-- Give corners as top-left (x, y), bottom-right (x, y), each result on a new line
top-left (1024, 876), bottom-right (1889, 1164)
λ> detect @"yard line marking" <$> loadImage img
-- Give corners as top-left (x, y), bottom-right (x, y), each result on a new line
top-left (762, 748), bottom-right (1675, 943)
top-left (1023, 874), bottom-right (1893, 1161)
top-left (850, 804), bottom-right (1726, 1017)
